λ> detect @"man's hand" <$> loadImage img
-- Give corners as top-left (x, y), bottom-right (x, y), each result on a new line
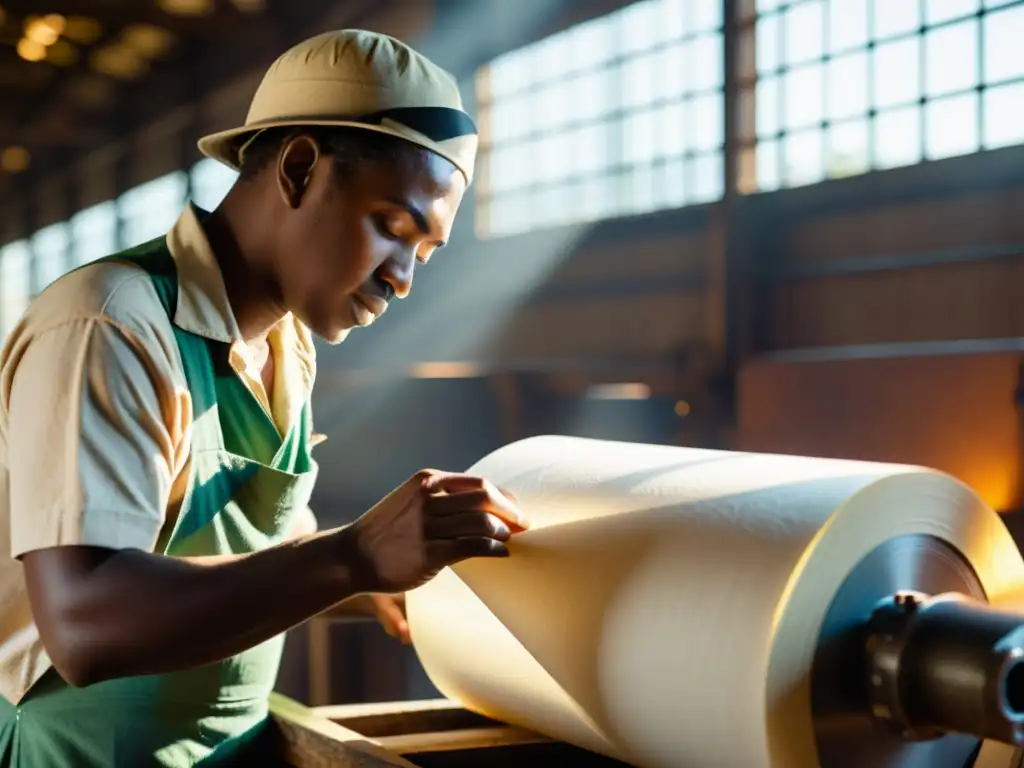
top-left (324, 593), bottom-right (410, 643)
top-left (343, 470), bottom-right (528, 595)
top-left (370, 593), bottom-right (409, 643)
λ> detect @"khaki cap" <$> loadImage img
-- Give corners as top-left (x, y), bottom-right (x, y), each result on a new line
top-left (197, 29), bottom-right (478, 184)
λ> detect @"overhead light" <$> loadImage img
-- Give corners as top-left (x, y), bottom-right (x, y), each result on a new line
top-left (45, 39), bottom-right (79, 67)
top-left (585, 383), bottom-right (652, 401)
top-left (89, 43), bottom-right (148, 80)
top-left (121, 24), bottom-right (176, 58)
top-left (24, 14), bottom-right (65, 46)
top-left (1, 146), bottom-right (30, 174)
top-left (62, 16), bottom-right (103, 45)
top-left (157, 0), bottom-right (214, 17)
top-left (16, 38), bottom-right (47, 62)
top-left (0, 7), bottom-right (6, 27)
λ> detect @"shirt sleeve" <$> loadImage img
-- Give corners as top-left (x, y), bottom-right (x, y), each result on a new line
top-left (6, 316), bottom-right (189, 558)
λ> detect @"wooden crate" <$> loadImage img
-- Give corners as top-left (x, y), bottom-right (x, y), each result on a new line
top-left (269, 694), bottom-right (630, 767)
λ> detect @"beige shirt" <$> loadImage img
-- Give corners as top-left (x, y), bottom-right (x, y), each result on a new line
top-left (0, 204), bottom-right (318, 704)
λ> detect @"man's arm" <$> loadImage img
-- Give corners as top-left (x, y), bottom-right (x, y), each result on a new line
top-left (8, 313), bottom-right (360, 686)
top-left (23, 532), bottom-right (361, 686)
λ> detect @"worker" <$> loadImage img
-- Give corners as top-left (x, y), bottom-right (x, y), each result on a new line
top-left (0, 29), bottom-right (527, 767)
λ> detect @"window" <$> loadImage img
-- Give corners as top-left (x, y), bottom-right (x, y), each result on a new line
top-left (746, 0), bottom-right (1024, 192)
top-left (0, 241), bottom-right (32, 343)
top-left (476, 0), bottom-right (726, 238)
top-left (70, 201), bottom-right (119, 266)
top-left (118, 171), bottom-right (187, 247)
top-left (190, 158), bottom-right (238, 211)
top-left (30, 223), bottom-right (70, 295)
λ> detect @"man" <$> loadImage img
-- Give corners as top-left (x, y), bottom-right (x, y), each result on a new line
top-left (0, 29), bottom-right (527, 767)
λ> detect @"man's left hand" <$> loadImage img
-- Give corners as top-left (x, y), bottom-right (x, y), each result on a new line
top-left (322, 593), bottom-right (410, 643)
top-left (369, 593), bottom-right (409, 644)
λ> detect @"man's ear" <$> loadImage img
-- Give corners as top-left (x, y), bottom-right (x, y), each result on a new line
top-left (277, 134), bottom-right (321, 209)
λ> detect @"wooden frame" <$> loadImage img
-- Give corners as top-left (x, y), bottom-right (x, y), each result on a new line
top-left (268, 694), bottom-right (628, 768)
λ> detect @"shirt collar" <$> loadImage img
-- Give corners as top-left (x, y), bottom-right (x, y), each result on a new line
top-left (165, 203), bottom-right (317, 393)
top-left (165, 202), bottom-right (242, 344)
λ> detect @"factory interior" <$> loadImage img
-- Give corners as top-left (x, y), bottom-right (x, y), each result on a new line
top-left (2, 0), bottom-right (1024, 766)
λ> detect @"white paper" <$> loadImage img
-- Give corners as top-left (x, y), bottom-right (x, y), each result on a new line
top-left (407, 436), bottom-right (1024, 767)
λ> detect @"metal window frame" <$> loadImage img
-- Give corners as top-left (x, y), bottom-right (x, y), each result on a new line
top-left (475, 1), bottom-right (730, 239)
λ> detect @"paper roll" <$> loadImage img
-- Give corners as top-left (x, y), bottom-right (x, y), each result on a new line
top-left (406, 436), bottom-right (1024, 768)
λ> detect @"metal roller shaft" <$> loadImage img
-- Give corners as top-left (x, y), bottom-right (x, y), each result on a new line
top-left (865, 591), bottom-right (1024, 746)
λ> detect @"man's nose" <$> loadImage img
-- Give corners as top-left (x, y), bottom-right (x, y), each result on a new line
top-left (378, 250), bottom-right (415, 300)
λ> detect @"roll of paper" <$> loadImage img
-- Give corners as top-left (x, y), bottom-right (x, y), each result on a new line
top-left (406, 436), bottom-right (1024, 768)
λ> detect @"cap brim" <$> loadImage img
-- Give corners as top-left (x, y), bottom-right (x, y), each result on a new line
top-left (197, 119), bottom-right (476, 183)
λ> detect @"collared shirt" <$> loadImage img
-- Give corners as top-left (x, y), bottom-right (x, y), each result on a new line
top-left (0, 204), bottom-right (318, 704)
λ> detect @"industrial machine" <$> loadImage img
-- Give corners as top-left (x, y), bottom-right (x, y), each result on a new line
top-left (270, 534), bottom-right (1024, 767)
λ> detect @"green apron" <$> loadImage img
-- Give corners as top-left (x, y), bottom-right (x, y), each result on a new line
top-left (0, 236), bottom-right (319, 767)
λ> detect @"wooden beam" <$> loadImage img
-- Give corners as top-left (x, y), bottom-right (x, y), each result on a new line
top-left (0, 0), bottom-right (250, 38)
top-left (268, 693), bottom-right (419, 768)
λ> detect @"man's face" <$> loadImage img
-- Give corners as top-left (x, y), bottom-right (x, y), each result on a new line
top-left (273, 135), bottom-right (467, 344)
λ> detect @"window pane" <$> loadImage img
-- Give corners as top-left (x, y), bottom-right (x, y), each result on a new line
top-left (756, 139), bottom-right (781, 192)
top-left (656, 43), bottom-right (688, 101)
top-left (983, 81), bottom-right (1024, 149)
top-left (0, 241), bottom-right (31, 342)
top-left (658, 0), bottom-right (687, 41)
top-left (119, 172), bottom-right (186, 247)
top-left (31, 223), bottom-right (69, 293)
top-left (828, 0), bottom-right (869, 53)
top-left (489, 49), bottom-right (532, 98)
top-left (782, 129), bottom-right (825, 187)
top-left (536, 133), bottom-right (575, 183)
top-left (925, 91), bottom-right (978, 159)
top-left (624, 109), bottom-right (659, 165)
top-left (578, 175), bottom-right (617, 221)
top-left (622, 164), bottom-right (657, 215)
top-left (827, 51), bottom-right (869, 120)
top-left (984, 5), bottom-right (1024, 83)
top-left (784, 64), bottom-right (824, 130)
top-left (924, 20), bottom-right (978, 98)
top-left (70, 201), bottom-right (118, 266)
top-left (656, 101), bottom-right (689, 157)
top-left (827, 118), bottom-right (870, 178)
top-left (190, 158), bottom-right (238, 212)
top-left (475, 1), bottom-right (724, 236)
top-left (692, 92), bottom-right (724, 151)
top-left (622, 51), bottom-right (660, 109)
top-left (688, 35), bottom-right (723, 91)
top-left (756, 75), bottom-right (780, 137)
top-left (572, 16), bottom-right (614, 71)
top-left (573, 121), bottom-right (613, 177)
top-left (785, 1), bottom-right (825, 66)
top-left (690, 0), bottom-right (722, 32)
top-left (572, 69), bottom-right (614, 123)
top-left (872, 0), bottom-right (920, 38)
top-left (662, 157), bottom-right (687, 208)
top-left (534, 80), bottom-right (574, 133)
top-left (691, 153), bottom-right (723, 203)
top-left (620, 0), bottom-right (659, 56)
top-left (874, 106), bottom-right (921, 168)
top-left (873, 37), bottom-right (920, 108)
top-left (757, 13), bottom-right (780, 74)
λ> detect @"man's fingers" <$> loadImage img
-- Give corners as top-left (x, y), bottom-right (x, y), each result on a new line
top-left (424, 511), bottom-right (511, 541)
top-left (425, 484), bottom-right (528, 531)
top-left (427, 537), bottom-right (509, 568)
